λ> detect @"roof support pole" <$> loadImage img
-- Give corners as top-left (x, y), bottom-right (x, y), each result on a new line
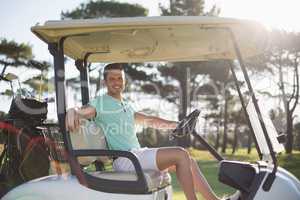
top-left (48, 40), bottom-right (83, 179)
top-left (75, 59), bottom-right (90, 105)
top-left (48, 41), bottom-right (72, 150)
top-left (229, 61), bottom-right (262, 160)
top-left (227, 28), bottom-right (277, 191)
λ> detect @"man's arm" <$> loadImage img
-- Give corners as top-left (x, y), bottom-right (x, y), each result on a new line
top-left (65, 105), bottom-right (96, 132)
top-left (134, 112), bottom-right (177, 130)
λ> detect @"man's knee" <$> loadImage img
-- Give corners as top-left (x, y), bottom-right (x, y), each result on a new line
top-left (174, 147), bottom-right (190, 162)
top-left (190, 157), bottom-right (198, 166)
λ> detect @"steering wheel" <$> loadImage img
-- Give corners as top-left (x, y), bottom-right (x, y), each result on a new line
top-left (172, 109), bottom-right (201, 139)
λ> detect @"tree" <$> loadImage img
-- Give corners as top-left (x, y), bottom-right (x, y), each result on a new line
top-left (0, 39), bottom-right (32, 78)
top-left (159, 0), bottom-right (220, 16)
top-left (160, 0), bottom-right (204, 16)
top-left (231, 108), bottom-right (248, 154)
top-left (155, 61), bottom-right (229, 147)
top-left (0, 39), bottom-right (51, 96)
top-left (221, 89), bottom-right (229, 153)
top-left (157, 0), bottom-right (220, 147)
top-left (23, 74), bottom-right (54, 94)
top-left (61, 0), bottom-right (148, 19)
top-left (199, 78), bottom-right (231, 153)
top-left (295, 122), bottom-right (300, 150)
top-left (267, 30), bottom-right (300, 153)
top-left (23, 60), bottom-right (53, 96)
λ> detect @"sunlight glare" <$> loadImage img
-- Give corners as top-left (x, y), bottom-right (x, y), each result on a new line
top-left (216, 0), bottom-right (300, 31)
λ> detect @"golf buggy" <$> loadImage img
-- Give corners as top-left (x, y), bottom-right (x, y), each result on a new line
top-left (2, 16), bottom-right (300, 200)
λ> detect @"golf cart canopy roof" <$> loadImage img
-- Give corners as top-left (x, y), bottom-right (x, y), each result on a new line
top-left (31, 16), bottom-right (267, 63)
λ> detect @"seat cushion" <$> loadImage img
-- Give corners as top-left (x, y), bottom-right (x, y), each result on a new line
top-left (90, 170), bottom-right (171, 191)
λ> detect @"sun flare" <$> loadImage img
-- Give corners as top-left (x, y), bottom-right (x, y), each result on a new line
top-left (218, 0), bottom-right (300, 31)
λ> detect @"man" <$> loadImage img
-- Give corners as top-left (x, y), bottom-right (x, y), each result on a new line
top-left (65, 63), bottom-right (222, 200)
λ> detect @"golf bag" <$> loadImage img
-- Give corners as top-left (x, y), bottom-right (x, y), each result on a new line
top-left (0, 97), bottom-right (50, 197)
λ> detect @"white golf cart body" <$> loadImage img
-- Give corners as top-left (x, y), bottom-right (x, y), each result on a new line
top-left (2, 16), bottom-right (300, 200)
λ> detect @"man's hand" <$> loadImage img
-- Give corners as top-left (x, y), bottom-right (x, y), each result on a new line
top-left (65, 108), bottom-right (81, 132)
top-left (65, 106), bottom-right (96, 132)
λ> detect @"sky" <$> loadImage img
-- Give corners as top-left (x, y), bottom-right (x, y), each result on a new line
top-left (1, 0), bottom-right (300, 63)
top-left (1, 0), bottom-right (300, 118)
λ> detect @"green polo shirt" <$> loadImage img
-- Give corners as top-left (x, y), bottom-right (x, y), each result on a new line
top-left (89, 94), bottom-right (140, 151)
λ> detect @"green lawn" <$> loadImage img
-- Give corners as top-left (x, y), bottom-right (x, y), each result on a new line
top-left (172, 148), bottom-right (300, 200)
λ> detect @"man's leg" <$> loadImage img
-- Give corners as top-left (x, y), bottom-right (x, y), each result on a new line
top-left (190, 158), bottom-right (220, 200)
top-left (156, 147), bottom-right (197, 200)
top-left (156, 147), bottom-right (221, 200)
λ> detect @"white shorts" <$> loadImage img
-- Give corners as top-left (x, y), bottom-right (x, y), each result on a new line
top-left (113, 147), bottom-right (159, 172)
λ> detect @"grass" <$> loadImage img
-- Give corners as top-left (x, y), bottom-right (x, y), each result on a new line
top-left (278, 151), bottom-right (300, 180)
top-left (171, 148), bottom-right (300, 200)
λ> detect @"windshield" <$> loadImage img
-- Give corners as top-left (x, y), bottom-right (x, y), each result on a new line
top-left (246, 99), bottom-right (285, 158)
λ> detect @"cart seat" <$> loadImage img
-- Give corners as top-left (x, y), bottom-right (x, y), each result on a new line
top-left (71, 119), bottom-right (109, 165)
top-left (70, 120), bottom-right (172, 193)
top-left (90, 170), bottom-right (171, 192)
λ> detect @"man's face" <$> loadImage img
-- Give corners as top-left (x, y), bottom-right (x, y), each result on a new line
top-left (105, 69), bottom-right (126, 95)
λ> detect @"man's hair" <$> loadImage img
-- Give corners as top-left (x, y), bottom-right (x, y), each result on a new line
top-left (103, 63), bottom-right (124, 80)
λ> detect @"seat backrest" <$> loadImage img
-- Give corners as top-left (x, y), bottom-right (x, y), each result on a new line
top-left (70, 119), bottom-right (108, 165)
